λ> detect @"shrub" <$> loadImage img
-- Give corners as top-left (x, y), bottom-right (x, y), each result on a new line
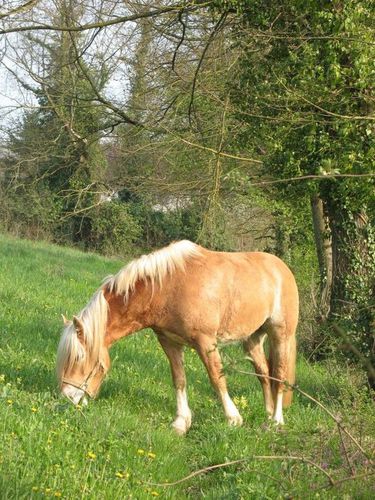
top-left (90, 201), bottom-right (141, 256)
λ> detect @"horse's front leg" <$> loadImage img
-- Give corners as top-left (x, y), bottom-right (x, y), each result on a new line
top-left (196, 336), bottom-right (243, 427)
top-left (155, 331), bottom-right (192, 435)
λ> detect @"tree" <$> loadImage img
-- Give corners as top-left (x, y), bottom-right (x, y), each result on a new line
top-left (220, 0), bottom-right (375, 380)
top-left (3, 0), bottom-right (110, 244)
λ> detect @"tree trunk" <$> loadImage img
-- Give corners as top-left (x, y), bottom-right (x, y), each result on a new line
top-left (326, 200), bottom-right (375, 389)
top-left (311, 194), bottom-right (333, 321)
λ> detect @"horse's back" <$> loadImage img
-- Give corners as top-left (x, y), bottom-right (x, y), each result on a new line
top-left (161, 248), bottom-right (298, 340)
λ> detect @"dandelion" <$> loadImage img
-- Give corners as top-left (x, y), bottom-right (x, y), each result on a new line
top-left (151, 492), bottom-right (159, 497)
top-left (6, 399), bottom-right (13, 405)
top-left (54, 492), bottom-right (62, 497)
top-left (86, 451), bottom-right (96, 460)
top-left (137, 449), bottom-right (145, 455)
top-left (45, 488), bottom-right (52, 493)
top-left (147, 452), bottom-right (156, 459)
top-left (31, 407), bottom-right (38, 413)
top-left (115, 471), bottom-right (130, 479)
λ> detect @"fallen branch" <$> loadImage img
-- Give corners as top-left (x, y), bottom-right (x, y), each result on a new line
top-left (147, 454), bottom-right (335, 488)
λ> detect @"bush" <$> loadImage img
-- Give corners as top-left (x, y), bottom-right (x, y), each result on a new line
top-left (90, 201), bottom-right (141, 256)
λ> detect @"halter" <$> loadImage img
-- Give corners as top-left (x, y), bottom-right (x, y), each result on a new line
top-left (62, 360), bottom-right (103, 400)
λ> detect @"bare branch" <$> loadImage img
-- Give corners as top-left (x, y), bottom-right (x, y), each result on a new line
top-left (0, 2), bottom-right (213, 35)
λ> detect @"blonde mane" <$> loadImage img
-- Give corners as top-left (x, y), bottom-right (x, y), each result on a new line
top-left (106, 240), bottom-right (201, 301)
top-left (57, 289), bottom-right (108, 383)
top-left (57, 240), bottom-right (201, 383)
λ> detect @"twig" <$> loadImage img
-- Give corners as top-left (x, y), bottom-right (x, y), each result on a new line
top-left (147, 454), bottom-right (335, 488)
top-left (171, 10), bottom-right (187, 72)
top-left (188, 12), bottom-right (227, 126)
top-left (312, 470), bottom-right (375, 492)
top-left (338, 425), bottom-right (356, 476)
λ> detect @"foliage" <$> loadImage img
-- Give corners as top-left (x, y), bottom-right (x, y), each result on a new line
top-left (1, 2), bottom-right (108, 248)
top-left (90, 201), bottom-right (141, 256)
top-left (224, 0), bottom-right (375, 370)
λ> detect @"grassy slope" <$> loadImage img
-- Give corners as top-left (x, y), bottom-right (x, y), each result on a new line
top-left (0, 234), bottom-right (373, 499)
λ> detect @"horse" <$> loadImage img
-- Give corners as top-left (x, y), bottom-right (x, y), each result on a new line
top-left (57, 240), bottom-right (298, 434)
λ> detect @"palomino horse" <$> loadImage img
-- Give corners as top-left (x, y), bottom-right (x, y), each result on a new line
top-left (57, 240), bottom-right (298, 434)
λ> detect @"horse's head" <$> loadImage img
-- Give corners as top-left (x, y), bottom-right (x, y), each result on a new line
top-left (57, 313), bottom-right (110, 405)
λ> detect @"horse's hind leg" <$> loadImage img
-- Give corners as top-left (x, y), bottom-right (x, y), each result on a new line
top-left (195, 335), bottom-right (243, 427)
top-left (268, 322), bottom-right (289, 425)
top-left (155, 331), bottom-right (192, 435)
top-left (243, 330), bottom-right (274, 417)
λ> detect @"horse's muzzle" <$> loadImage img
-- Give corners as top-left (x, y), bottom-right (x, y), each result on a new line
top-left (61, 383), bottom-right (89, 406)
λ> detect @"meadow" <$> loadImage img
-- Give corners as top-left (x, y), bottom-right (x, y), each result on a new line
top-left (0, 233), bottom-right (374, 499)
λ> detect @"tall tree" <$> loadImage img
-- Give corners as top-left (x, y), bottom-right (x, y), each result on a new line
top-left (220, 0), bottom-right (375, 378)
top-left (3, 0), bottom-right (108, 243)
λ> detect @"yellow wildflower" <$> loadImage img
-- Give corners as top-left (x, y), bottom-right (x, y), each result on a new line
top-left (31, 407), bottom-right (38, 413)
top-left (233, 395), bottom-right (248, 410)
top-left (86, 451), bottom-right (96, 460)
top-left (0, 374), bottom-right (5, 382)
top-left (115, 471), bottom-right (129, 479)
top-left (32, 486), bottom-right (39, 492)
top-left (151, 492), bottom-right (159, 497)
top-left (54, 492), bottom-right (62, 497)
top-left (137, 449), bottom-right (145, 455)
top-left (6, 399), bottom-right (13, 405)
top-left (147, 452), bottom-right (156, 459)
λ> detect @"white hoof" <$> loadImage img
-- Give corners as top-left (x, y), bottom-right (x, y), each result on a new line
top-left (171, 415), bottom-right (191, 436)
top-left (272, 415), bottom-right (284, 426)
top-left (227, 413), bottom-right (243, 427)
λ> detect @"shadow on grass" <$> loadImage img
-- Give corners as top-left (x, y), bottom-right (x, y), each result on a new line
top-left (3, 364), bottom-right (55, 395)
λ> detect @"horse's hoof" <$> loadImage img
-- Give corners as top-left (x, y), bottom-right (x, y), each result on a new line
top-left (227, 414), bottom-right (243, 427)
top-left (272, 416), bottom-right (285, 426)
top-left (171, 416), bottom-right (190, 436)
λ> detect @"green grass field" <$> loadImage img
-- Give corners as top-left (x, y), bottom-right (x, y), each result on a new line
top-left (0, 233), bottom-right (374, 499)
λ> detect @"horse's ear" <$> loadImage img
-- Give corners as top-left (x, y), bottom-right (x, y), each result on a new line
top-left (61, 314), bottom-right (71, 327)
top-left (73, 316), bottom-right (84, 342)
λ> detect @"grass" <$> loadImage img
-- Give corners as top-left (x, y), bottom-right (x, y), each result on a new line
top-left (0, 233), bottom-right (374, 499)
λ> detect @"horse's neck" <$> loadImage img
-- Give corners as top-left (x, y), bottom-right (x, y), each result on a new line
top-left (103, 282), bottom-right (159, 346)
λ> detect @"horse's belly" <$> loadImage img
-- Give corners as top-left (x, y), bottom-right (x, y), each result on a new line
top-left (217, 301), bottom-right (269, 342)
top-left (216, 322), bottom-right (263, 344)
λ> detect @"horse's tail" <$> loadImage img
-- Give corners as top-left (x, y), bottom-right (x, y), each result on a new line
top-left (282, 333), bottom-right (296, 407)
top-left (269, 330), bottom-right (296, 408)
